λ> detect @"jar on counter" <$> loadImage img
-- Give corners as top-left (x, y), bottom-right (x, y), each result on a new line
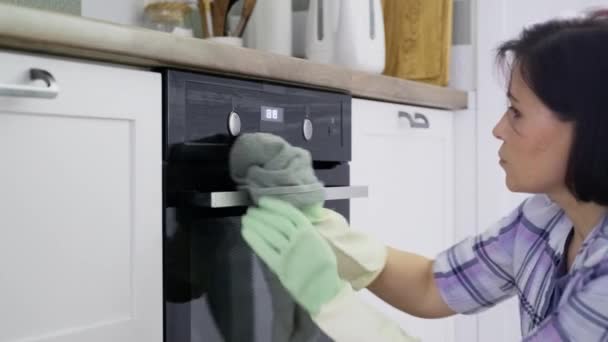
top-left (143, 0), bottom-right (196, 37)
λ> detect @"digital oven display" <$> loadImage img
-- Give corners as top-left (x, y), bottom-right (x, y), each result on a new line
top-left (260, 106), bottom-right (284, 123)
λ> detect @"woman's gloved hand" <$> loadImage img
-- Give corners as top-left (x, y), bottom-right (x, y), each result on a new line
top-left (241, 197), bottom-right (347, 315)
top-left (242, 198), bottom-right (418, 342)
top-left (303, 204), bottom-right (388, 290)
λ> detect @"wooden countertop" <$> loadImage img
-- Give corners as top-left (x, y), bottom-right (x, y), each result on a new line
top-left (0, 4), bottom-right (467, 110)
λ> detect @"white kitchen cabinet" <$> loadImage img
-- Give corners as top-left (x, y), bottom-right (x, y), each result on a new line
top-left (350, 98), bottom-right (455, 342)
top-left (0, 51), bottom-right (162, 342)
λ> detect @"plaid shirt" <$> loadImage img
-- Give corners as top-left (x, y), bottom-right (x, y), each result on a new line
top-left (433, 195), bottom-right (608, 341)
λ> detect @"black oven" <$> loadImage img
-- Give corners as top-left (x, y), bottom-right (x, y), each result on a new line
top-left (162, 70), bottom-right (363, 342)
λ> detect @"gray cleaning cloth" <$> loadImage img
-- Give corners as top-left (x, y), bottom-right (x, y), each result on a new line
top-left (229, 132), bottom-right (324, 207)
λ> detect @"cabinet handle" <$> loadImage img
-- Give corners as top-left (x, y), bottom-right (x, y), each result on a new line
top-left (0, 68), bottom-right (59, 99)
top-left (398, 111), bottom-right (430, 129)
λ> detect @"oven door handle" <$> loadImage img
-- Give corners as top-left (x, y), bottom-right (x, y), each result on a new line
top-left (323, 186), bottom-right (369, 201)
top-left (172, 186), bottom-right (369, 208)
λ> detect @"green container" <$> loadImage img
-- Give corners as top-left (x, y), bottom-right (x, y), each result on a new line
top-left (0, 0), bottom-right (81, 16)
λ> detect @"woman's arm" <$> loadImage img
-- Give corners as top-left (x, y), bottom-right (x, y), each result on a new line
top-left (368, 197), bottom-right (534, 318)
top-left (367, 247), bottom-right (455, 318)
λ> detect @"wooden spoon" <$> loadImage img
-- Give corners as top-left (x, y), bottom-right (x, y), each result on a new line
top-left (211, 0), bottom-right (230, 36)
top-left (198, 0), bottom-right (212, 37)
top-left (234, 0), bottom-right (257, 37)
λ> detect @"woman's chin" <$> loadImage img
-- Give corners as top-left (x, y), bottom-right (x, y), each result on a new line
top-left (505, 177), bottom-right (522, 192)
top-left (505, 179), bottom-right (538, 194)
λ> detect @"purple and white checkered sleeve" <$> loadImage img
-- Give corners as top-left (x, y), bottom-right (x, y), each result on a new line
top-left (432, 204), bottom-right (523, 314)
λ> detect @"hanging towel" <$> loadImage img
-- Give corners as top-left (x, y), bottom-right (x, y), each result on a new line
top-left (229, 132), bottom-right (324, 208)
top-left (382, 0), bottom-right (453, 86)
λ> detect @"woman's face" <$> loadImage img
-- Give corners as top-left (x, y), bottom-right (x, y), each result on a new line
top-left (492, 65), bottom-right (574, 194)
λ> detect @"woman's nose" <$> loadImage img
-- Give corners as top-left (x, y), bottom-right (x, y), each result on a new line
top-left (492, 113), bottom-right (507, 140)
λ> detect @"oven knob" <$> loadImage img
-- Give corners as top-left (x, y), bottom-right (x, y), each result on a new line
top-left (228, 111), bottom-right (241, 136)
top-left (302, 118), bottom-right (313, 141)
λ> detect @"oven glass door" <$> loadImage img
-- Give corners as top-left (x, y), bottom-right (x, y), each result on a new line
top-left (164, 202), bottom-right (347, 342)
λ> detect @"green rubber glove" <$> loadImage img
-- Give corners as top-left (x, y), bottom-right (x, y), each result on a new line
top-left (241, 197), bottom-right (347, 315)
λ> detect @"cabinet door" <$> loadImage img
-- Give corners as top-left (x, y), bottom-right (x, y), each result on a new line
top-left (0, 51), bottom-right (162, 342)
top-left (351, 98), bottom-right (455, 342)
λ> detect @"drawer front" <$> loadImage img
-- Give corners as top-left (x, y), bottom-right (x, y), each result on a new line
top-left (352, 98), bottom-right (453, 137)
top-left (0, 49), bottom-right (158, 119)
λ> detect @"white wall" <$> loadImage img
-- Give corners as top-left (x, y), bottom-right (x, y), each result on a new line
top-left (452, 91), bottom-right (480, 342)
top-left (473, 1), bottom-right (605, 341)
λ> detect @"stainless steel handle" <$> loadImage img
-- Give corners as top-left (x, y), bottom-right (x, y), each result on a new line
top-left (398, 111), bottom-right (430, 129)
top-left (181, 186), bottom-right (369, 208)
top-left (369, 0), bottom-right (376, 39)
top-left (317, 0), bottom-right (325, 41)
top-left (0, 68), bottom-right (59, 99)
top-left (324, 186), bottom-right (369, 201)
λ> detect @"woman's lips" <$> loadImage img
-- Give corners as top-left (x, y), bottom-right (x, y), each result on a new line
top-left (498, 154), bottom-right (506, 164)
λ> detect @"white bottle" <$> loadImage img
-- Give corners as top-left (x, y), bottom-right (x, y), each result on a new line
top-left (242, 0), bottom-right (293, 56)
top-left (333, 0), bottom-right (385, 74)
top-left (305, 0), bottom-right (340, 63)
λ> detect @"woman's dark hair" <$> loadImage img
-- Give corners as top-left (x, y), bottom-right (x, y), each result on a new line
top-left (496, 10), bottom-right (608, 205)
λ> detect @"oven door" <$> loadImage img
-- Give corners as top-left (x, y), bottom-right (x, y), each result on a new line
top-left (164, 173), bottom-right (366, 341)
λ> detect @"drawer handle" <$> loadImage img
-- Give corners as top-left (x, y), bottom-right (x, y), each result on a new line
top-left (0, 68), bottom-right (59, 99)
top-left (398, 111), bottom-right (430, 129)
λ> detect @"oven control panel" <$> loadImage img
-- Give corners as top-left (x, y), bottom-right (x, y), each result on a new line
top-left (162, 70), bottom-right (351, 162)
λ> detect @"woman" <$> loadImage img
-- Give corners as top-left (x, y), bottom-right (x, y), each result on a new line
top-left (240, 11), bottom-right (608, 341)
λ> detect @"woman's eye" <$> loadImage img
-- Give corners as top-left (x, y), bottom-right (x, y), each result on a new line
top-left (508, 106), bottom-right (522, 119)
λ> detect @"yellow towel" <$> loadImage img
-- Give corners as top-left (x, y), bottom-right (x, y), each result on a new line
top-left (382, 0), bottom-right (453, 86)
